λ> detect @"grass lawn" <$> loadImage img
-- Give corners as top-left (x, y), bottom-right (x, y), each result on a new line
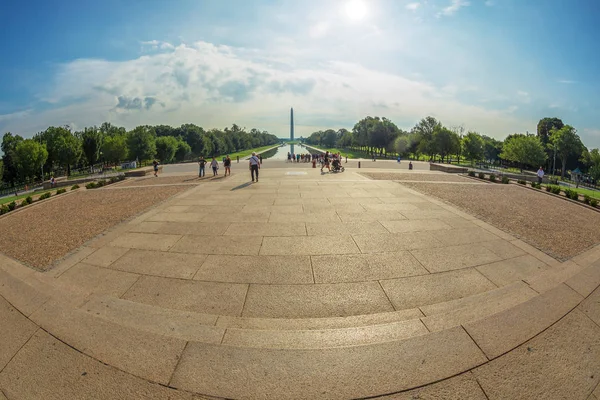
top-left (0, 188), bottom-right (55, 205)
top-left (572, 187), bottom-right (600, 200)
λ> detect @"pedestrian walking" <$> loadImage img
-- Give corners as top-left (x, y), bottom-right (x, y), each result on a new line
top-left (198, 156), bottom-right (206, 177)
top-left (259, 154), bottom-right (263, 164)
top-left (153, 160), bottom-right (160, 177)
top-left (224, 155), bottom-right (232, 176)
top-left (249, 152), bottom-right (260, 182)
top-left (537, 166), bottom-right (544, 184)
top-left (210, 157), bottom-right (219, 176)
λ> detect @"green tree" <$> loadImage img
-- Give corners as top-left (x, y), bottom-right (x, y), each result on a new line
top-left (99, 122), bottom-right (126, 137)
top-left (13, 139), bottom-right (48, 182)
top-left (337, 130), bottom-right (354, 148)
top-left (127, 126), bottom-right (157, 162)
top-left (56, 130), bottom-right (82, 176)
top-left (175, 140), bottom-right (191, 162)
top-left (413, 116), bottom-right (440, 159)
top-left (536, 117), bottom-right (564, 146)
top-left (549, 125), bottom-right (585, 178)
top-left (322, 129), bottom-right (337, 147)
top-left (155, 136), bottom-right (179, 163)
top-left (434, 126), bottom-right (460, 163)
top-left (80, 126), bottom-right (104, 168)
top-left (482, 135), bottom-right (502, 163)
top-left (102, 135), bottom-right (128, 164)
top-left (1, 132), bottom-right (24, 186)
top-left (462, 132), bottom-right (485, 164)
top-left (500, 134), bottom-right (547, 171)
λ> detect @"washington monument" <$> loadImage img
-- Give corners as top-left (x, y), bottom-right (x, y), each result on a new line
top-left (290, 107), bottom-right (294, 141)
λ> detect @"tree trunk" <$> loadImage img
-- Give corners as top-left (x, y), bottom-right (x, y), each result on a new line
top-left (561, 158), bottom-right (567, 179)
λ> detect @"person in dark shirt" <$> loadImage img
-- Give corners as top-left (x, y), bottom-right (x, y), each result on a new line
top-left (224, 155), bottom-right (232, 176)
top-left (198, 156), bottom-right (206, 177)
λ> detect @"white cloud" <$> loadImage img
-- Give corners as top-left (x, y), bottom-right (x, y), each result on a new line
top-left (516, 90), bottom-right (531, 104)
top-left (0, 40), bottom-right (534, 141)
top-left (406, 3), bottom-right (420, 11)
top-left (437, 0), bottom-right (470, 17)
top-left (484, 0), bottom-right (494, 6)
top-left (558, 79), bottom-right (576, 84)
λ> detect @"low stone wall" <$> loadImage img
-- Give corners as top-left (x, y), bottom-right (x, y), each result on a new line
top-left (430, 163), bottom-right (467, 173)
top-left (124, 166), bottom-right (163, 177)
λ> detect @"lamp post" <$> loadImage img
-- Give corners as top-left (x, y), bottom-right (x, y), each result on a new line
top-left (552, 143), bottom-right (557, 177)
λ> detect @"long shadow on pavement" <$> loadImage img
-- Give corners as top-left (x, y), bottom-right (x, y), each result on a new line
top-left (231, 182), bottom-right (254, 191)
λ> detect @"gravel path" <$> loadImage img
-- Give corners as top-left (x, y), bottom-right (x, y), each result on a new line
top-left (401, 182), bottom-right (600, 260)
top-left (362, 172), bottom-right (474, 183)
top-left (0, 186), bottom-right (189, 270)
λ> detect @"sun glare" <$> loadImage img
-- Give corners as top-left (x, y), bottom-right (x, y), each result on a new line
top-left (345, 0), bottom-right (368, 21)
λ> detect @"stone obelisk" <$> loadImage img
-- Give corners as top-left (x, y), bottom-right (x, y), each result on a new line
top-left (290, 108), bottom-right (294, 141)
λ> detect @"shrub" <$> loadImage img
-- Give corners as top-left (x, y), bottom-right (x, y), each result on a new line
top-left (591, 199), bottom-right (598, 208)
top-left (7, 201), bottom-right (17, 211)
top-left (478, 172), bottom-right (485, 179)
top-left (86, 182), bottom-right (97, 189)
top-left (489, 174), bottom-right (496, 182)
top-left (501, 176), bottom-right (509, 184)
top-left (109, 176), bottom-right (119, 184)
top-left (545, 185), bottom-right (552, 192)
top-left (468, 171), bottom-right (475, 177)
top-left (584, 195), bottom-right (591, 205)
top-left (56, 188), bottom-right (67, 195)
top-left (21, 199), bottom-right (28, 207)
top-left (550, 186), bottom-right (561, 195)
top-left (0, 204), bottom-right (9, 215)
top-left (71, 184), bottom-right (80, 190)
top-left (517, 179), bottom-right (526, 185)
top-left (117, 175), bottom-right (125, 181)
top-left (39, 192), bottom-right (51, 200)
top-left (25, 196), bottom-right (33, 204)
top-left (531, 182), bottom-right (541, 189)
top-left (564, 188), bottom-right (579, 201)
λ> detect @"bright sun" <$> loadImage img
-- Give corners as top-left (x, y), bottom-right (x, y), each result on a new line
top-left (345, 0), bottom-right (368, 21)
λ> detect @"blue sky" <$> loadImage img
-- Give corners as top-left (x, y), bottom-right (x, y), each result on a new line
top-left (1, 0), bottom-right (599, 147)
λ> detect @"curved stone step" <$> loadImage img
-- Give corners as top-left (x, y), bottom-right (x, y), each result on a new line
top-left (169, 326), bottom-right (488, 399)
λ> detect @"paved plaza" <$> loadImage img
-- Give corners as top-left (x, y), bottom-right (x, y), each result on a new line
top-left (1, 163), bottom-right (600, 399)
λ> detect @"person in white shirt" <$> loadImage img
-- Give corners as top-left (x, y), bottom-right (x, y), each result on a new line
top-left (249, 152), bottom-right (260, 182)
top-left (537, 166), bottom-right (544, 184)
top-left (210, 157), bottom-right (219, 176)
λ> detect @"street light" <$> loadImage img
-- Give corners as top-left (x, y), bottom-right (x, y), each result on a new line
top-left (553, 143), bottom-right (557, 177)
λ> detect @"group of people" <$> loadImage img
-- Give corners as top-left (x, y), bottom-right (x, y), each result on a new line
top-left (197, 153), bottom-right (262, 182)
top-left (319, 151), bottom-right (344, 173)
top-left (287, 152), bottom-right (316, 163)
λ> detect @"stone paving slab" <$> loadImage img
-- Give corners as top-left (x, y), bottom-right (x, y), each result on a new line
top-left (147, 212), bottom-right (206, 223)
top-left (421, 282), bottom-right (538, 332)
top-left (311, 252), bottom-right (428, 283)
top-left (109, 232), bottom-right (183, 251)
top-left (260, 235), bottom-right (360, 255)
top-left (0, 267), bottom-right (49, 317)
top-left (579, 286), bottom-right (600, 326)
top-left (122, 276), bottom-right (248, 316)
top-left (362, 203), bottom-right (420, 212)
top-left (0, 295), bottom-right (38, 371)
top-left (475, 254), bottom-right (551, 287)
top-left (29, 300), bottom-right (186, 385)
top-left (410, 243), bottom-right (503, 273)
top-left (170, 235), bottom-right (263, 256)
top-left (84, 296), bottom-right (224, 343)
top-left (430, 227), bottom-right (501, 246)
top-left (306, 221), bottom-right (388, 236)
top-left (242, 281), bottom-right (395, 318)
top-left (224, 222), bottom-right (307, 236)
top-left (479, 239), bottom-right (527, 259)
top-left (525, 260), bottom-right (585, 293)
top-left (380, 269), bottom-right (497, 310)
top-left (109, 249), bottom-right (207, 279)
top-left (379, 219), bottom-right (453, 233)
top-left (170, 326), bottom-right (487, 399)
top-left (0, 330), bottom-right (194, 400)
top-left (464, 283), bottom-right (583, 359)
top-left (268, 211), bottom-right (341, 223)
top-left (153, 221), bottom-right (229, 236)
top-left (337, 211), bottom-right (407, 222)
top-left (194, 255), bottom-right (313, 284)
top-left (216, 308), bottom-right (424, 330)
top-left (57, 263), bottom-right (140, 298)
top-left (80, 246), bottom-right (129, 268)
top-left (222, 319), bottom-right (428, 349)
top-left (201, 212), bottom-right (271, 223)
top-left (375, 372), bottom-right (487, 399)
top-left (352, 231), bottom-right (442, 253)
top-left (473, 309), bottom-right (600, 400)
top-left (566, 261), bottom-right (600, 297)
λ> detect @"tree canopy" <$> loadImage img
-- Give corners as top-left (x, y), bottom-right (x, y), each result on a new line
top-left (549, 125), bottom-right (585, 178)
top-left (500, 134), bottom-right (547, 171)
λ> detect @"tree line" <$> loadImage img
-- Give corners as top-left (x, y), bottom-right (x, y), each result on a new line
top-left (0, 123), bottom-right (279, 187)
top-left (304, 115), bottom-right (599, 181)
